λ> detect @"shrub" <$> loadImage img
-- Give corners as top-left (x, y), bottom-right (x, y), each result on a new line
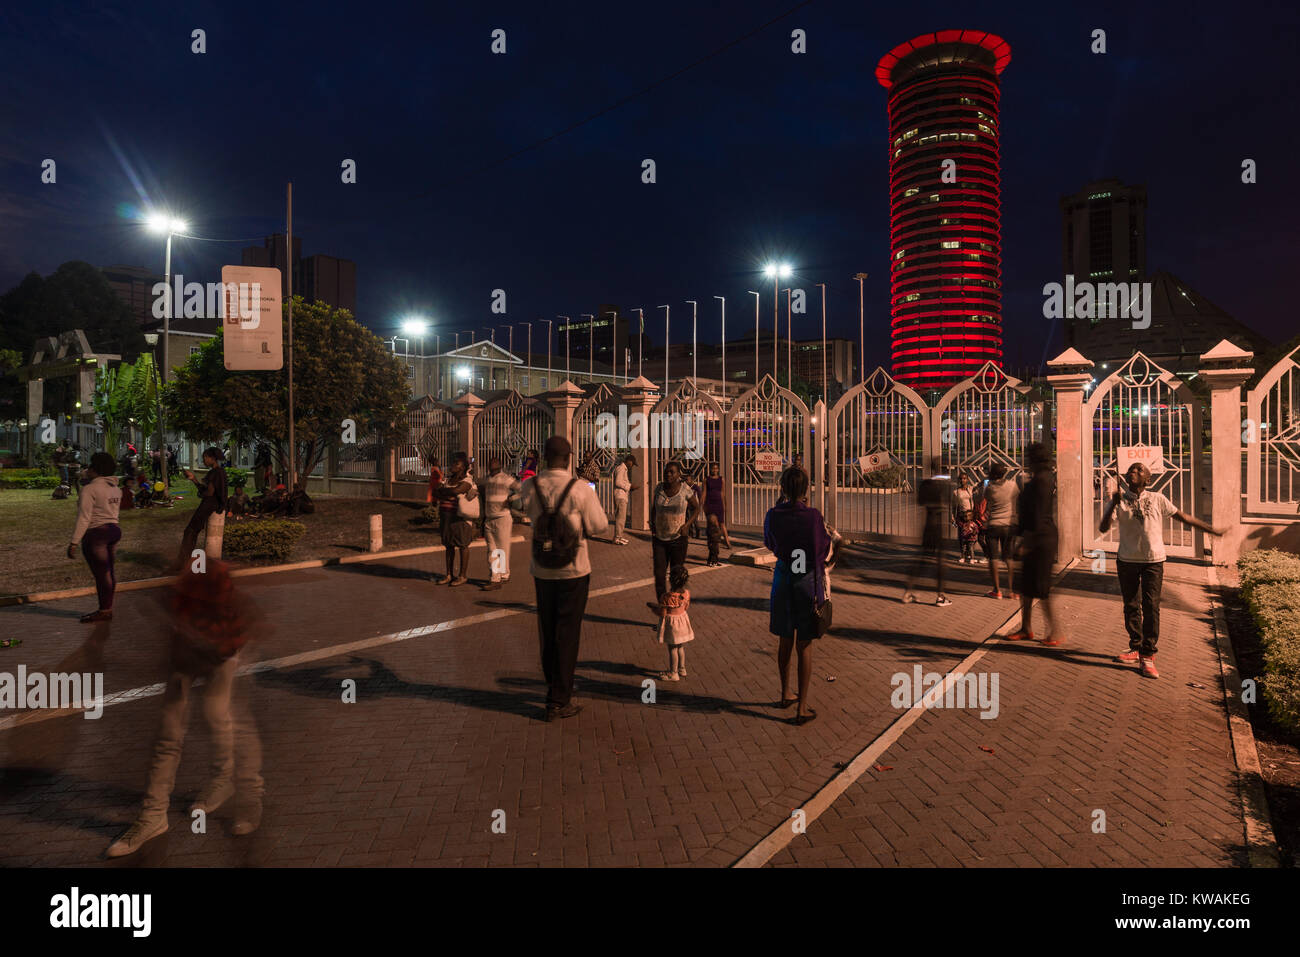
top-left (1238, 549), bottom-right (1300, 733)
top-left (221, 518), bottom-right (306, 562)
top-left (32, 442), bottom-right (57, 474)
top-left (226, 467), bottom-right (251, 489)
top-left (0, 474), bottom-right (62, 489)
top-left (415, 504), bottom-right (439, 524)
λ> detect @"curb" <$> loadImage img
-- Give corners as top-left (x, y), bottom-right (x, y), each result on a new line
top-left (0, 535), bottom-right (526, 608)
top-left (1206, 564), bottom-right (1281, 868)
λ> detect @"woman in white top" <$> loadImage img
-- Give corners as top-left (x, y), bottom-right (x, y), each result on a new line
top-left (1099, 462), bottom-right (1221, 679)
top-left (648, 461), bottom-right (702, 610)
top-left (67, 451), bottom-right (124, 623)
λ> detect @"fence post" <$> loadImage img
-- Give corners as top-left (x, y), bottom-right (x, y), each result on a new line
top-left (453, 391), bottom-right (485, 467)
top-left (1046, 348), bottom-right (1094, 565)
top-left (620, 375), bottom-right (661, 531)
top-left (369, 513), bottom-right (383, 552)
top-left (1199, 340), bottom-right (1254, 567)
top-left (205, 510), bottom-right (225, 560)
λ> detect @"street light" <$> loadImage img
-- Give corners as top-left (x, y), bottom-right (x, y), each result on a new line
top-left (685, 301), bottom-right (697, 383)
top-left (540, 319), bottom-right (553, 388)
top-left (714, 296), bottom-right (726, 391)
top-left (516, 321), bottom-right (533, 393)
top-left (144, 212), bottom-right (188, 494)
top-left (763, 263), bottom-right (791, 382)
top-left (632, 308), bottom-right (644, 380)
top-left (581, 313), bottom-right (594, 379)
top-left (402, 317), bottom-right (429, 395)
top-left (602, 311), bottom-right (619, 383)
top-left (557, 316), bottom-right (571, 380)
top-left (853, 273), bottom-right (868, 385)
top-left (747, 291), bottom-right (760, 386)
top-left (815, 282), bottom-right (827, 404)
top-left (659, 305), bottom-right (670, 395)
top-left (144, 332), bottom-right (163, 493)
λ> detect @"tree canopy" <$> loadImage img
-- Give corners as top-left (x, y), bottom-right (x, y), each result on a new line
top-left (0, 261), bottom-right (145, 360)
top-left (163, 297), bottom-right (410, 480)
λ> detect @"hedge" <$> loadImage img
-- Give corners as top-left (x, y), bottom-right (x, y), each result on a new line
top-left (221, 518), bottom-right (306, 562)
top-left (1238, 549), bottom-right (1300, 733)
top-left (0, 475), bottom-right (62, 489)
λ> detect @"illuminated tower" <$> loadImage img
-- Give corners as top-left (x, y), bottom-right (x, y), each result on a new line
top-left (876, 30), bottom-right (1011, 390)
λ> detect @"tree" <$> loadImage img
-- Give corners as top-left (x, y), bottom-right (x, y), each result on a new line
top-left (0, 261), bottom-right (145, 359)
top-left (93, 355), bottom-right (159, 452)
top-left (163, 297), bottom-right (410, 481)
top-left (0, 347), bottom-right (22, 422)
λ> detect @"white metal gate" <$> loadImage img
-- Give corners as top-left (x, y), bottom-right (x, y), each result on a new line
top-left (474, 390), bottom-right (553, 480)
top-left (933, 361), bottom-right (1041, 486)
top-left (725, 374), bottom-right (812, 529)
top-left (647, 379), bottom-right (726, 491)
top-left (1246, 344), bottom-right (1300, 515)
top-left (395, 401), bottom-right (460, 480)
top-left (572, 383), bottom-right (624, 515)
top-left (826, 367), bottom-right (930, 540)
top-left (1084, 352), bottom-right (1203, 558)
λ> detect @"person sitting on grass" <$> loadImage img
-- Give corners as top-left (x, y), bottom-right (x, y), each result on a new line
top-left (227, 486), bottom-right (251, 519)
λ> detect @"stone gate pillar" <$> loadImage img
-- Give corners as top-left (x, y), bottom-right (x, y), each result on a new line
top-left (453, 391), bottom-right (484, 464)
top-left (1199, 340), bottom-right (1254, 567)
top-left (548, 381), bottom-right (586, 451)
top-left (1046, 348), bottom-right (1095, 565)
top-left (621, 375), bottom-right (660, 531)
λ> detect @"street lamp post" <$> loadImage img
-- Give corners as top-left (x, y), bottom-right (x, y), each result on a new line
top-left (763, 263), bottom-right (791, 383)
top-left (659, 305), bottom-right (670, 395)
top-left (854, 273), bottom-right (868, 385)
top-left (581, 313), bottom-right (595, 379)
top-left (540, 319), bottom-right (553, 388)
top-left (632, 308), bottom-right (644, 380)
top-left (557, 316), bottom-right (571, 381)
top-left (516, 322), bottom-right (532, 393)
top-left (815, 282), bottom-right (827, 403)
top-left (713, 296), bottom-right (726, 392)
top-left (784, 287), bottom-right (793, 389)
top-left (747, 291), bottom-right (760, 385)
top-left (143, 332), bottom-right (163, 495)
top-left (685, 301), bottom-right (698, 383)
top-left (402, 318), bottom-right (429, 396)
top-left (145, 213), bottom-right (188, 494)
top-left (601, 311), bottom-right (618, 384)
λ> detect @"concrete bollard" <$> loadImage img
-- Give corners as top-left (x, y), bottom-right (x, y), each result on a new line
top-left (205, 510), bottom-right (226, 560)
top-left (369, 513), bottom-right (382, 553)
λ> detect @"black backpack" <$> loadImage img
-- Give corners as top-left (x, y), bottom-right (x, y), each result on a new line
top-left (532, 478), bottom-right (582, 569)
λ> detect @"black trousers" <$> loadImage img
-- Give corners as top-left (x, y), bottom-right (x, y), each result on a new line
top-left (652, 535), bottom-right (688, 598)
top-left (181, 500), bottom-right (220, 562)
top-left (535, 575), bottom-right (591, 708)
top-left (1117, 559), bottom-right (1164, 656)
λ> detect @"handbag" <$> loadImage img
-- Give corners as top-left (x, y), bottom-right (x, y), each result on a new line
top-left (813, 598), bottom-right (833, 637)
top-left (456, 481), bottom-right (481, 521)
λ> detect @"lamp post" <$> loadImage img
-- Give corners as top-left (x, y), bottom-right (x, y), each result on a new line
top-left (713, 296), bottom-right (725, 392)
top-left (854, 272), bottom-right (868, 385)
top-left (540, 319), bottom-right (553, 388)
top-left (747, 291), bottom-right (760, 385)
top-left (557, 316), bottom-right (571, 381)
top-left (145, 213), bottom-right (187, 494)
top-left (143, 332), bottom-right (164, 494)
top-left (517, 321), bottom-right (532, 393)
top-left (815, 283), bottom-right (827, 404)
top-left (783, 287), bottom-right (793, 389)
top-left (402, 317), bottom-right (429, 396)
top-left (581, 313), bottom-right (594, 379)
top-left (685, 301), bottom-right (697, 384)
top-left (632, 308), bottom-right (644, 380)
top-left (763, 263), bottom-right (791, 382)
top-left (601, 311), bottom-right (618, 384)
top-left (659, 305), bottom-right (670, 395)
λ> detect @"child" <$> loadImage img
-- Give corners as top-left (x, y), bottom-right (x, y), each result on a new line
top-left (957, 508), bottom-right (981, 564)
top-left (655, 565), bottom-right (695, 680)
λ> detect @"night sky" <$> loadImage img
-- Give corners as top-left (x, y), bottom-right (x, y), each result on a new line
top-left (2, 0), bottom-right (1297, 374)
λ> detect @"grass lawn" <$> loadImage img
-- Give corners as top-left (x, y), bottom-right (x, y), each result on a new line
top-left (0, 488), bottom-right (449, 598)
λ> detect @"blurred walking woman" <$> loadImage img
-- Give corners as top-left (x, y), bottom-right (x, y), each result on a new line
top-left (67, 451), bottom-right (123, 623)
top-left (764, 466), bottom-right (839, 725)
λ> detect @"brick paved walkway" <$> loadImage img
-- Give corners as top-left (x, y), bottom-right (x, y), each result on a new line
top-left (0, 534), bottom-right (1252, 867)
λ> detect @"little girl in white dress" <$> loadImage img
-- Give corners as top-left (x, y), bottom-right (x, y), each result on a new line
top-left (656, 564), bottom-right (695, 680)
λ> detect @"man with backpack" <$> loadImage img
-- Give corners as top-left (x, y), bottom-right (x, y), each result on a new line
top-left (521, 435), bottom-right (608, 721)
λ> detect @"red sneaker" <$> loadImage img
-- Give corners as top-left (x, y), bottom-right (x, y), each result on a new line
top-left (1038, 634), bottom-right (1064, 647)
top-left (1005, 630), bottom-right (1034, 641)
top-left (984, 589), bottom-right (1002, 599)
top-left (1139, 657), bottom-right (1159, 679)
top-left (1115, 650), bottom-right (1141, 663)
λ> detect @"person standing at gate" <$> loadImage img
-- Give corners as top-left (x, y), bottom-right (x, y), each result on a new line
top-left (1006, 443), bottom-right (1063, 645)
top-left (648, 461), bottom-right (702, 612)
top-left (435, 451), bottom-right (478, 586)
top-left (902, 458), bottom-right (953, 606)
top-left (704, 460), bottom-right (731, 564)
top-left (610, 453), bottom-right (638, 545)
top-left (521, 435), bottom-right (608, 720)
top-left (66, 451), bottom-right (123, 623)
top-left (982, 462), bottom-right (1020, 599)
top-left (1099, 461), bottom-right (1222, 678)
top-left (177, 448), bottom-right (228, 568)
top-left (481, 457), bottom-right (520, 591)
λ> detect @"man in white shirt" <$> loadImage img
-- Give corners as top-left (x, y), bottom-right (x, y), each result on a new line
top-left (1099, 462), bottom-right (1221, 679)
top-left (610, 453), bottom-right (638, 544)
top-left (521, 435), bottom-right (609, 720)
top-left (481, 457), bottom-right (520, 591)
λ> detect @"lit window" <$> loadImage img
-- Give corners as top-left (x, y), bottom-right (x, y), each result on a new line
top-left (904, 188), bottom-right (919, 197)
top-left (941, 241), bottom-right (959, 249)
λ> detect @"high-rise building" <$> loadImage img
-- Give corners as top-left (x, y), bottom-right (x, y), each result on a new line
top-left (877, 30), bottom-right (1011, 390)
top-left (1060, 178), bottom-right (1147, 283)
top-left (241, 235), bottom-right (356, 315)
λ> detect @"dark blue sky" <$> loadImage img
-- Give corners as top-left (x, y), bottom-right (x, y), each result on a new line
top-left (2, 0), bottom-right (1296, 373)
